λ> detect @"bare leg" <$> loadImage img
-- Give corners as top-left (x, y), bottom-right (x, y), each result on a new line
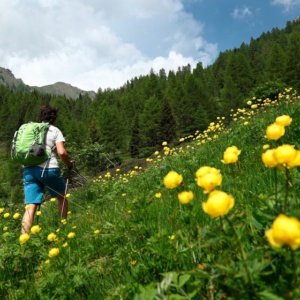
top-left (57, 194), bottom-right (68, 219)
top-left (21, 204), bottom-right (38, 234)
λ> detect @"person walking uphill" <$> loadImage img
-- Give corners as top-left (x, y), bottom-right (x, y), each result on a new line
top-left (21, 104), bottom-right (73, 234)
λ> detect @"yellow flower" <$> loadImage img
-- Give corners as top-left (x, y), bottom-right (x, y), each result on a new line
top-left (31, 225), bottom-right (41, 234)
top-left (169, 235), bottom-right (175, 240)
top-left (265, 123), bottom-right (285, 140)
top-left (275, 115), bottom-right (292, 127)
top-left (66, 193), bottom-right (71, 199)
top-left (224, 145), bottom-right (241, 156)
top-left (48, 248), bottom-right (60, 258)
top-left (47, 233), bottom-right (57, 242)
top-left (265, 214), bottom-right (300, 250)
top-left (155, 192), bottom-right (162, 199)
top-left (130, 260), bottom-right (137, 265)
top-left (221, 151), bottom-right (239, 164)
top-left (178, 191), bottom-right (194, 204)
top-left (3, 226), bottom-right (8, 231)
top-left (262, 144), bottom-right (270, 150)
top-left (50, 198), bottom-right (56, 202)
top-left (19, 233), bottom-right (30, 244)
top-left (287, 150), bottom-right (300, 168)
top-left (45, 259), bottom-right (51, 264)
top-left (0, 208), bottom-right (4, 214)
top-left (36, 211), bottom-right (41, 216)
top-left (67, 232), bottom-right (76, 239)
top-left (262, 149), bottom-right (277, 167)
top-left (3, 213), bottom-right (10, 218)
top-left (162, 141), bottom-right (168, 146)
top-left (202, 190), bottom-right (235, 218)
top-left (247, 100), bottom-right (252, 105)
top-left (195, 166), bottom-right (220, 179)
top-left (63, 242), bottom-right (69, 248)
top-left (163, 171), bottom-right (183, 189)
top-left (94, 229), bottom-right (100, 234)
top-left (122, 193), bottom-right (126, 197)
top-left (273, 144), bottom-right (297, 165)
top-left (25, 205), bottom-right (30, 210)
top-left (196, 171), bottom-right (222, 193)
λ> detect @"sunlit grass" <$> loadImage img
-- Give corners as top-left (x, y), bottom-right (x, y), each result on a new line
top-left (1, 88), bottom-right (300, 298)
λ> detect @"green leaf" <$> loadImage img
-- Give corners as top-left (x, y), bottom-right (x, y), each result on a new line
top-left (259, 290), bottom-right (285, 300)
top-left (178, 274), bottom-right (191, 288)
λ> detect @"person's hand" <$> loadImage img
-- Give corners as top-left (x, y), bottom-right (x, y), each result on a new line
top-left (68, 161), bottom-right (75, 171)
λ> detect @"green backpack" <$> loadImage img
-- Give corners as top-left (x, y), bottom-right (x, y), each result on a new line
top-left (12, 122), bottom-right (50, 166)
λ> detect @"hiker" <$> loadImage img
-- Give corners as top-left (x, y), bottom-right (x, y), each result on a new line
top-left (21, 104), bottom-right (73, 234)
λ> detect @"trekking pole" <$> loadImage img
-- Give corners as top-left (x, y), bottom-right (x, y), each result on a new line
top-left (61, 177), bottom-right (69, 219)
top-left (36, 204), bottom-right (41, 225)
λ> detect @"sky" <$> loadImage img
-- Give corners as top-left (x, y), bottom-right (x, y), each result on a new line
top-left (0, 0), bottom-right (299, 92)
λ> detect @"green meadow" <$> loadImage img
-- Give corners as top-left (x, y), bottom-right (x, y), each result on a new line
top-left (1, 89), bottom-right (300, 299)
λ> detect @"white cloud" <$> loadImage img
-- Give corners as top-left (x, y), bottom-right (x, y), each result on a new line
top-left (271, 0), bottom-right (300, 11)
top-left (231, 7), bottom-right (252, 19)
top-left (0, 0), bottom-right (218, 91)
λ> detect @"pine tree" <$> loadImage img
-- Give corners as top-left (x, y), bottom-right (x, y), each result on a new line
top-left (285, 32), bottom-right (300, 89)
top-left (158, 95), bottom-right (177, 144)
top-left (130, 115), bottom-right (140, 158)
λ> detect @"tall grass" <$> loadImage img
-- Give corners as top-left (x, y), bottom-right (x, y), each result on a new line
top-left (1, 89), bottom-right (300, 299)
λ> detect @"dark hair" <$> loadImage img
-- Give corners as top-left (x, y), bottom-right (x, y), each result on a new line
top-left (37, 104), bottom-right (58, 124)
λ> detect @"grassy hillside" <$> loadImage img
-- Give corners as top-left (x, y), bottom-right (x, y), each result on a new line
top-left (1, 89), bottom-right (300, 299)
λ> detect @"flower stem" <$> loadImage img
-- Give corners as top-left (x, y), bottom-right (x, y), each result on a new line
top-left (274, 168), bottom-right (278, 208)
top-left (224, 215), bottom-right (256, 298)
top-left (283, 168), bottom-right (291, 213)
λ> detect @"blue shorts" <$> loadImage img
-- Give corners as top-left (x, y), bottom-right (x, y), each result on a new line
top-left (23, 167), bottom-right (66, 204)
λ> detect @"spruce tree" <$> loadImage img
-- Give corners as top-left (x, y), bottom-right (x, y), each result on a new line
top-left (158, 95), bottom-right (177, 144)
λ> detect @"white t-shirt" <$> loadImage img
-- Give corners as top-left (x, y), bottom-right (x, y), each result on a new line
top-left (38, 125), bottom-right (65, 168)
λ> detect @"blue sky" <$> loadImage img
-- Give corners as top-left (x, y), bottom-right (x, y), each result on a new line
top-left (0, 0), bottom-right (299, 91)
top-left (186, 0), bottom-right (300, 52)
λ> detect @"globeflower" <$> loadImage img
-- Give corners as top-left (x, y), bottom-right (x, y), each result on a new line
top-left (265, 123), bottom-right (285, 140)
top-left (221, 146), bottom-right (241, 164)
top-left (262, 149), bottom-right (277, 168)
top-left (273, 144), bottom-right (297, 165)
top-left (196, 167), bottom-right (222, 193)
top-left (48, 248), bottom-right (60, 258)
top-left (19, 233), bottom-right (30, 244)
top-left (178, 191), bottom-right (194, 204)
top-left (265, 214), bottom-right (300, 250)
top-left (287, 150), bottom-right (300, 168)
top-left (195, 166), bottom-right (219, 178)
top-left (222, 151), bottom-right (239, 164)
top-left (0, 208), bottom-right (4, 214)
top-left (163, 171), bottom-right (183, 189)
top-left (47, 233), bottom-right (57, 242)
top-left (3, 213), bottom-right (10, 218)
top-left (275, 115), bottom-right (292, 127)
top-left (67, 232), bottom-right (76, 239)
top-left (155, 192), bottom-right (162, 199)
top-left (202, 190), bottom-right (235, 218)
top-left (31, 225), bottom-right (41, 234)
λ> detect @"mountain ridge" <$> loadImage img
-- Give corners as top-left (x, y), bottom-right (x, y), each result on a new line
top-left (0, 67), bottom-right (96, 100)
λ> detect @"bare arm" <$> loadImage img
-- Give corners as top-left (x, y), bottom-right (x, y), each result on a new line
top-left (56, 141), bottom-right (73, 169)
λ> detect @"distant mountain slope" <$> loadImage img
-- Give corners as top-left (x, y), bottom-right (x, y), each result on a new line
top-left (0, 67), bottom-right (96, 100)
top-left (34, 82), bottom-right (96, 100)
